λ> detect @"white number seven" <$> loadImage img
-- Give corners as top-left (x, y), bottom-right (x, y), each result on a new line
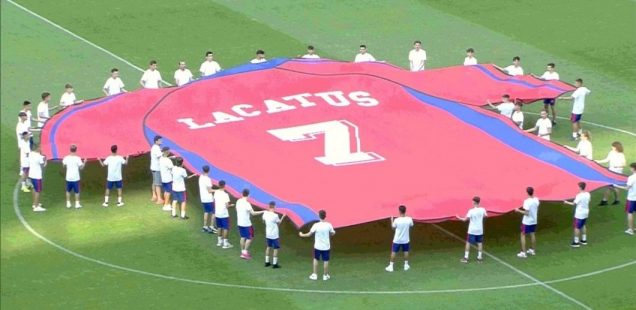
top-left (267, 120), bottom-right (385, 166)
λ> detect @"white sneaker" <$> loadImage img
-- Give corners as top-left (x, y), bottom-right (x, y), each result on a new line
top-left (66, 203), bottom-right (72, 209)
top-left (309, 273), bottom-right (318, 281)
top-left (323, 274), bottom-right (330, 281)
top-left (625, 229), bottom-right (634, 235)
top-left (33, 206), bottom-right (46, 212)
top-left (385, 265), bottom-right (394, 272)
top-left (526, 249), bottom-right (536, 256)
top-left (116, 202), bottom-right (124, 207)
top-left (222, 243), bottom-right (233, 249)
top-left (75, 204), bottom-right (83, 209)
top-left (517, 251), bottom-right (527, 258)
top-left (216, 242), bottom-right (222, 247)
top-left (162, 205), bottom-right (172, 211)
top-left (102, 202), bottom-right (109, 207)
top-left (404, 264), bottom-right (410, 271)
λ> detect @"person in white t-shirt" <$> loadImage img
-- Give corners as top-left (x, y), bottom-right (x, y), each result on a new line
top-left (103, 68), bottom-right (127, 96)
top-left (525, 110), bottom-right (552, 140)
top-left (595, 141), bottom-right (626, 206)
top-left (463, 48), bottom-right (477, 66)
top-left (37, 92), bottom-right (58, 128)
top-left (150, 135), bottom-right (163, 204)
top-left (559, 78), bottom-right (591, 140)
top-left (457, 196), bottom-right (487, 263)
top-left (250, 50), bottom-right (267, 64)
top-left (502, 56), bottom-right (524, 76)
top-left (18, 132), bottom-right (32, 192)
top-left (174, 61), bottom-right (193, 87)
top-left (511, 102), bottom-right (525, 129)
top-left (301, 45), bottom-right (320, 59)
top-left (514, 187), bottom-right (540, 258)
top-left (199, 51), bottom-right (222, 77)
top-left (59, 84), bottom-right (83, 108)
top-left (198, 165), bottom-right (217, 233)
top-left (19, 100), bottom-right (34, 125)
top-left (214, 180), bottom-right (235, 249)
top-left (564, 182), bottom-right (590, 247)
top-left (236, 189), bottom-right (265, 259)
top-left (16, 112), bottom-right (35, 146)
top-left (98, 145), bottom-right (128, 207)
top-left (159, 146), bottom-right (174, 211)
top-left (408, 40), bottom-right (427, 71)
top-left (140, 60), bottom-right (162, 89)
top-left (486, 94), bottom-right (515, 118)
top-left (263, 201), bottom-right (286, 269)
top-left (534, 63), bottom-right (560, 125)
top-left (614, 163), bottom-right (636, 235)
top-left (299, 210), bottom-right (335, 281)
top-left (62, 144), bottom-right (86, 209)
top-left (354, 45), bottom-right (376, 63)
top-left (565, 130), bottom-right (593, 160)
top-left (28, 143), bottom-right (47, 212)
top-left (171, 157), bottom-right (194, 219)
top-left (385, 205), bottom-right (414, 272)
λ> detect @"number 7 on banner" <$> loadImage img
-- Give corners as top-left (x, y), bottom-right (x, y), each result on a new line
top-left (267, 120), bottom-right (385, 166)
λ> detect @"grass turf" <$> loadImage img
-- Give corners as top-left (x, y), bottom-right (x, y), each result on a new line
top-left (2, 0), bottom-right (635, 309)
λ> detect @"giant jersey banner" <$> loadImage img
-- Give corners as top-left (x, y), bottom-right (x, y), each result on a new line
top-left (41, 59), bottom-right (626, 228)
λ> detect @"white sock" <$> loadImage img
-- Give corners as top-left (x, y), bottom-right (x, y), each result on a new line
top-left (582, 234), bottom-right (587, 241)
top-left (67, 201), bottom-right (71, 206)
top-left (572, 132), bottom-right (578, 138)
top-left (217, 236), bottom-right (222, 244)
top-left (388, 262), bottom-right (394, 267)
top-left (477, 251), bottom-right (483, 259)
top-left (404, 260), bottom-right (409, 265)
top-left (104, 196), bottom-right (109, 203)
top-left (117, 196), bottom-right (122, 203)
top-left (75, 201), bottom-right (80, 206)
top-left (464, 251), bottom-right (469, 259)
top-left (273, 257), bottom-right (278, 265)
top-left (574, 236), bottom-right (580, 243)
top-left (242, 250), bottom-right (247, 255)
top-left (180, 210), bottom-right (186, 218)
top-left (265, 256), bottom-right (270, 263)
top-left (171, 206), bottom-right (177, 216)
top-left (32, 205), bottom-right (36, 209)
top-left (223, 239), bottom-right (228, 246)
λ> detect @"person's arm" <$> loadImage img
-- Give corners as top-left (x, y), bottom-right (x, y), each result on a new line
top-left (279, 214), bottom-right (287, 223)
top-left (486, 99), bottom-right (497, 110)
top-left (102, 85), bottom-right (110, 96)
top-left (390, 216), bottom-right (395, 229)
top-left (524, 126), bottom-right (537, 133)
top-left (97, 158), bottom-right (105, 167)
top-left (564, 144), bottom-right (579, 152)
top-left (514, 207), bottom-right (529, 215)
top-left (80, 158), bottom-right (87, 169)
top-left (250, 209), bottom-right (265, 216)
top-left (123, 156), bottom-right (129, 165)
top-left (595, 153), bottom-right (610, 164)
top-left (455, 215), bottom-right (468, 222)
top-left (157, 73), bottom-right (163, 88)
top-left (563, 200), bottom-right (574, 206)
top-left (298, 230), bottom-right (313, 238)
top-left (140, 72), bottom-right (146, 87)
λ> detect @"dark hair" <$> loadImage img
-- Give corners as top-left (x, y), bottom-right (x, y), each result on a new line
top-left (111, 68), bottom-right (119, 73)
top-left (630, 162), bottom-right (636, 170)
top-left (547, 63), bottom-right (555, 68)
top-left (21, 131), bottom-right (29, 137)
top-left (153, 135), bottom-right (162, 142)
top-left (202, 165), bottom-right (210, 173)
top-left (360, 44), bottom-right (367, 48)
top-left (575, 78), bottom-right (583, 84)
top-left (111, 145), bottom-right (118, 153)
top-left (269, 201), bottom-right (276, 207)
top-left (611, 141), bottom-right (623, 153)
top-left (502, 94), bottom-right (510, 99)
top-left (18, 112), bottom-right (27, 117)
top-left (149, 60), bottom-right (157, 65)
top-left (256, 50), bottom-right (265, 55)
top-left (319, 210), bottom-right (327, 220)
top-left (70, 144), bottom-right (77, 152)
top-left (578, 182), bottom-right (586, 190)
top-left (175, 157), bottom-right (183, 166)
top-left (466, 48), bottom-right (474, 53)
top-left (526, 187), bottom-right (534, 196)
top-left (512, 56), bottom-right (521, 62)
top-left (514, 101), bottom-right (523, 107)
top-left (41, 92), bottom-right (50, 100)
top-left (23, 100), bottom-right (31, 106)
top-left (205, 51), bottom-right (213, 56)
top-left (161, 146), bottom-right (170, 152)
top-left (398, 205), bottom-right (406, 214)
top-left (472, 196), bottom-right (481, 204)
top-left (242, 188), bottom-right (250, 197)
top-left (65, 84), bottom-right (73, 89)
top-left (307, 45), bottom-right (314, 50)
top-left (414, 40), bottom-right (422, 45)
top-left (218, 180), bottom-right (226, 188)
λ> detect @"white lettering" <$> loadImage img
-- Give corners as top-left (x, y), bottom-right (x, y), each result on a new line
top-left (282, 93), bottom-right (317, 107)
top-left (177, 118), bottom-right (215, 129)
top-left (348, 91), bottom-right (379, 107)
top-left (232, 104), bottom-right (261, 117)
top-left (314, 91), bottom-right (350, 107)
top-left (265, 99), bottom-right (297, 114)
top-left (212, 111), bottom-right (244, 124)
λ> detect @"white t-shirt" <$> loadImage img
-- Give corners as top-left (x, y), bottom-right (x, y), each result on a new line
top-left (103, 155), bottom-right (126, 181)
top-left (511, 111), bottom-right (524, 129)
top-left (28, 152), bottom-right (45, 179)
top-left (150, 144), bottom-right (161, 171)
top-left (174, 69), bottom-right (193, 87)
top-left (36, 102), bottom-right (49, 128)
top-left (159, 156), bottom-right (174, 182)
top-left (466, 207), bottom-right (487, 235)
top-left (171, 166), bottom-right (187, 192)
top-left (301, 54), bottom-right (320, 59)
top-left (574, 140), bottom-right (593, 160)
top-left (496, 102), bottom-right (515, 118)
top-left (522, 197), bottom-right (540, 225)
top-left (392, 216), bottom-right (414, 244)
top-left (199, 61), bottom-right (221, 76)
top-left (62, 154), bottom-right (83, 182)
top-left (141, 69), bottom-right (162, 89)
top-left (408, 49), bottom-right (427, 71)
top-left (535, 118), bottom-right (552, 140)
top-left (60, 92), bottom-right (76, 107)
top-left (540, 71), bottom-right (560, 80)
top-left (504, 65), bottom-right (524, 76)
top-left (571, 87), bottom-right (591, 115)
top-left (16, 120), bottom-right (30, 143)
top-left (18, 109), bottom-right (32, 124)
top-left (250, 58), bottom-right (267, 64)
top-left (463, 57), bottom-right (478, 66)
top-left (198, 175), bottom-right (214, 203)
top-left (214, 190), bottom-right (231, 218)
top-left (599, 150), bottom-right (626, 173)
top-left (19, 139), bottom-right (31, 168)
top-left (236, 197), bottom-right (254, 227)
top-left (262, 211), bottom-right (281, 239)
top-left (573, 192), bottom-right (591, 219)
top-left (103, 77), bottom-right (125, 95)
top-left (310, 221), bottom-right (335, 251)
top-left (627, 174), bottom-right (636, 201)
top-left (354, 53), bottom-right (376, 63)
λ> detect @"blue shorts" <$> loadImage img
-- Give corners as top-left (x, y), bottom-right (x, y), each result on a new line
top-left (392, 243), bottom-right (410, 252)
top-left (543, 98), bottom-right (556, 105)
top-left (467, 234), bottom-right (484, 245)
top-left (239, 226), bottom-right (254, 239)
top-left (107, 180), bottom-right (123, 190)
top-left (216, 217), bottom-right (229, 230)
top-left (162, 182), bottom-right (172, 193)
top-left (66, 181), bottom-right (80, 193)
top-left (266, 238), bottom-right (280, 249)
top-left (574, 218), bottom-right (587, 229)
top-left (202, 202), bottom-right (214, 213)
top-left (626, 200), bottom-right (636, 214)
top-left (521, 224), bottom-right (537, 234)
top-left (172, 191), bottom-right (186, 203)
top-left (570, 113), bottom-right (582, 123)
top-left (30, 178), bottom-right (42, 193)
top-left (314, 249), bottom-right (330, 261)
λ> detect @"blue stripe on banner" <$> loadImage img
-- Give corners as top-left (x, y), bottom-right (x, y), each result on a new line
top-left (472, 64), bottom-right (569, 93)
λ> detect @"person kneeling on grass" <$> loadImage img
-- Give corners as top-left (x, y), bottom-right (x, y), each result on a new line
top-left (263, 201), bottom-right (286, 268)
top-left (514, 187), bottom-right (539, 258)
top-left (386, 205), bottom-right (413, 272)
top-left (456, 196), bottom-right (487, 263)
top-left (171, 157), bottom-right (194, 220)
top-left (98, 145), bottom-right (128, 207)
top-left (563, 182), bottom-right (590, 247)
top-left (236, 189), bottom-right (265, 260)
top-left (198, 165), bottom-right (217, 233)
top-left (299, 210), bottom-right (335, 281)
top-left (28, 143), bottom-right (46, 212)
top-left (614, 162), bottom-right (636, 235)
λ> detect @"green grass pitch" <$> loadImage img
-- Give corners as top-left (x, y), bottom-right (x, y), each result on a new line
top-left (1, 0), bottom-right (635, 309)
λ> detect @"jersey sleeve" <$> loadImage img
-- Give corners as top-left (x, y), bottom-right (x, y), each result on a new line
top-left (329, 224), bottom-right (335, 233)
top-left (309, 223), bottom-right (317, 233)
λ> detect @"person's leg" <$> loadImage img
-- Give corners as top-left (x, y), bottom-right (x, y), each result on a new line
top-left (65, 190), bottom-right (71, 207)
top-left (216, 224), bottom-right (223, 246)
top-left (530, 233), bottom-right (536, 250)
top-left (627, 213), bottom-right (634, 231)
top-left (117, 187), bottom-right (123, 205)
top-left (171, 199), bottom-right (178, 217)
top-left (265, 246), bottom-right (271, 265)
top-left (240, 237), bottom-right (246, 251)
top-left (389, 251), bottom-right (396, 263)
top-left (574, 227), bottom-right (580, 243)
top-left (104, 187), bottom-right (110, 205)
top-left (403, 251), bottom-right (410, 269)
top-left (550, 105), bottom-right (556, 124)
top-left (203, 212), bottom-right (209, 228)
top-left (272, 248), bottom-right (279, 266)
top-left (477, 242), bottom-right (483, 260)
top-left (151, 183), bottom-right (157, 201)
top-left (581, 225), bottom-right (587, 243)
top-left (180, 201), bottom-right (187, 218)
top-left (312, 258), bottom-right (318, 275)
top-left (245, 238), bottom-right (252, 253)
top-left (155, 185), bottom-right (163, 204)
top-left (324, 261), bottom-right (329, 276)
top-left (611, 187), bottom-right (619, 204)
top-left (600, 187), bottom-right (610, 205)
top-left (464, 241), bottom-right (470, 260)
top-left (520, 233), bottom-right (526, 252)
